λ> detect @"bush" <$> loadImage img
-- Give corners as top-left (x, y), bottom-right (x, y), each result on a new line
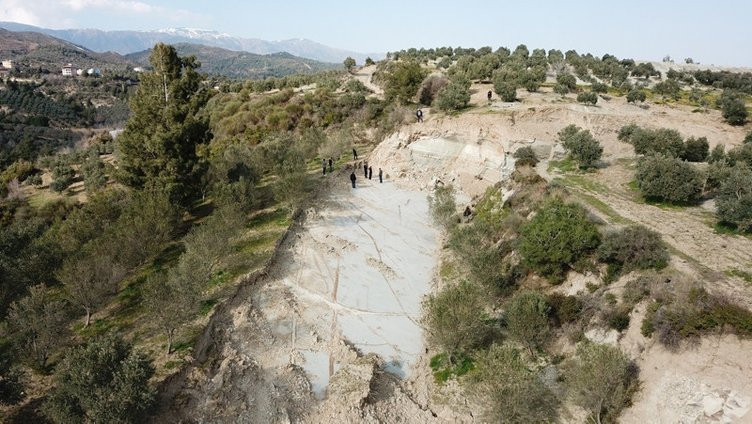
top-left (744, 132), bottom-right (752, 144)
top-left (619, 126), bottom-right (684, 157)
top-left (635, 155), bottom-right (704, 203)
top-left (495, 81), bottom-right (517, 102)
top-left (591, 82), bottom-right (609, 93)
top-left (418, 75), bottom-right (449, 106)
top-left (428, 184), bottom-right (457, 229)
top-left (566, 342), bottom-right (639, 424)
top-left (547, 293), bottom-right (583, 326)
top-left (717, 90), bottom-right (748, 125)
top-left (654, 79), bottom-right (681, 99)
top-left (50, 162), bottom-right (75, 193)
top-left (576, 91), bottom-right (598, 105)
top-left (716, 164), bottom-right (752, 231)
top-left (626, 89), bottom-right (646, 103)
top-left (554, 83), bottom-right (570, 95)
top-left (558, 125), bottom-right (603, 168)
top-left (708, 144), bottom-right (726, 163)
top-left (519, 199), bottom-right (601, 283)
top-left (468, 344), bottom-right (559, 423)
top-left (597, 225), bottom-right (669, 278)
top-left (557, 73), bottom-right (577, 90)
top-left (43, 335), bottom-right (155, 424)
top-left (423, 281), bottom-right (492, 360)
top-left (513, 146), bottom-right (538, 167)
top-left (604, 307), bottom-right (631, 331)
top-left (435, 78), bottom-right (471, 111)
top-left (680, 136), bottom-right (709, 162)
top-left (504, 291), bottom-right (551, 354)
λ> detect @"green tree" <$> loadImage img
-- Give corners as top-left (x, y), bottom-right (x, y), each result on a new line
top-left (434, 77), bottom-right (471, 111)
top-left (50, 161), bottom-right (74, 193)
top-left (708, 144), bottom-right (726, 163)
top-left (383, 61), bottom-right (428, 104)
top-left (116, 43), bottom-right (211, 206)
top-left (557, 73), bottom-right (577, 90)
top-left (418, 75), bottom-right (449, 106)
top-left (717, 90), bottom-right (748, 125)
top-left (43, 335), bottom-right (155, 424)
top-left (635, 155), bottom-right (704, 203)
top-left (423, 281), bottom-right (491, 361)
top-left (519, 199), bottom-right (601, 282)
top-left (626, 88), bottom-right (646, 103)
top-left (494, 81), bottom-right (517, 102)
top-left (566, 342), bottom-right (638, 424)
top-left (558, 125), bottom-right (603, 168)
top-left (365, 57), bottom-right (375, 66)
top-left (716, 164), bottom-right (752, 231)
top-left (654, 79), bottom-right (681, 99)
top-left (7, 284), bottom-right (68, 371)
top-left (343, 56), bottom-right (356, 72)
top-left (504, 290), bottom-right (551, 354)
top-left (591, 82), bottom-right (609, 93)
top-left (597, 225), bottom-right (669, 279)
top-left (681, 136), bottom-right (709, 162)
top-left (468, 344), bottom-right (559, 423)
top-left (81, 151), bottom-right (107, 191)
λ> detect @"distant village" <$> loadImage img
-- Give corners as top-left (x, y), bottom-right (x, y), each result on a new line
top-left (0, 59), bottom-right (145, 78)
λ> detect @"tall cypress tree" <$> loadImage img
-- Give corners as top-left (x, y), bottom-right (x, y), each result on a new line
top-left (117, 43), bottom-right (211, 206)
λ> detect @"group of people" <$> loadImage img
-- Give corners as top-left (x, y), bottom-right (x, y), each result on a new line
top-left (348, 148), bottom-right (383, 188)
top-left (322, 157), bottom-right (334, 175)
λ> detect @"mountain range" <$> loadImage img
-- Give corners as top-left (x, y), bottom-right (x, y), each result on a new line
top-left (0, 22), bottom-right (380, 64)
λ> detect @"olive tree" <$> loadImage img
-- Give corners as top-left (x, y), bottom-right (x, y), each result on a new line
top-left (635, 155), bottom-right (704, 203)
top-left (504, 290), bottom-right (551, 354)
top-left (558, 125), bottom-right (603, 168)
top-left (717, 90), bottom-right (748, 125)
top-left (716, 164), bottom-right (752, 231)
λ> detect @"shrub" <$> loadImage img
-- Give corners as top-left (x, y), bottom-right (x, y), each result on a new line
top-left (635, 155), bottom-right (704, 203)
top-left (554, 83), bottom-right (570, 95)
top-left (428, 184), bottom-right (457, 229)
top-left (620, 126), bottom-right (684, 157)
top-left (547, 293), bottom-right (583, 326)
top-left (566, 342), bottom-right (639, 424)
top-left (597, 225), bottom-right (669, 278)
top-left (423, 281), bottom-right (492, 360)
top-left (43, 335), bottom-right (155, 424)
top-left (716, 164), bottom-right (752, 231)
top-left (744, 132), bottom-right (752, 144)
top-left (513, 146), bottom-right (538, 167)
top-left (591, 82), bottom-right (609, 93)
top-left (495, 81), bottom-right (517, 102)
top-left (626, 89), bottom-right (646, 103)
top-left (604, 307), bottom-right (631, 332)
top-left (449, 219), bottom-right (519, 292)
top-left (680, 136), bottom-right (709, 162)
top-left (519, 199), bottom-right (601, 283)
top-left (435, 78), bottom-right (471, 111)
top-left (418, 75), bottom-right (449, 106)
top-left (468, 344), bottom-right (559, 423)
top-left (558, 125), bottom-right (603, 168)
top-left (576, 92), bottom-right (598, 105)
top-left (504, 291), bottom-right (551, 354)
top-left (557, 73), bottom-right (577, 90)
top-left (708, 144), bottom-right (726, 163)
top-left (50, 162), bottom-right (75, 193)
top-left (343, 56), bottom-right (356, 71)
top-left (365, 57), bottom-right (375, 66)
top-left (717, 90), bottom-right (748, 125)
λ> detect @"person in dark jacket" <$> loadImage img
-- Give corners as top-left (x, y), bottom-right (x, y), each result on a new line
top-left (487, 90), bottom-right (492, 102)
top-left (363, 161), bottom-right (368, 177)
top-left (353, 148), bottom-right (358, 160)
top-left (416, 109), bottom-right (423, 123)
top-left (368, 166), bottom-right (373, 180)
top-left (328, 157), bottom-right (333, 172)
top-left (322, 159), bottom-right (327, 175)
top-left (350, 171), bottom-right (356, 188)
top-left (378, 168), bottom-right (383, 183)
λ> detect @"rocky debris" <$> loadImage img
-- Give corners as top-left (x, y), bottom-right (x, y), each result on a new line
top-left (584, 327), bottom-right (620, 346)
top-left (656, 377), bottom-right (751, 423)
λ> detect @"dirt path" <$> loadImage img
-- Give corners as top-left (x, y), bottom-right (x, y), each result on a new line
top-left (352, 64), bottom-right (383, 98)
top-left (164, 171), bottom-right (441, 423)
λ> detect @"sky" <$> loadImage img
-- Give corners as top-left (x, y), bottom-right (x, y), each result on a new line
top-left (1, 0), bottom-right (751, 66)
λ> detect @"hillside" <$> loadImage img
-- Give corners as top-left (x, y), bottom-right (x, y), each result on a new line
top-left (0, 22), bottom-right (380, 64)
top-left (0, 28), bottom-right (130, 72)
top-left (126, 43), bottom-right (338, 79)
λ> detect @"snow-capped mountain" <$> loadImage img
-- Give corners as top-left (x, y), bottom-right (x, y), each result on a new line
top-left (0, 22), bottom-right (381, 64)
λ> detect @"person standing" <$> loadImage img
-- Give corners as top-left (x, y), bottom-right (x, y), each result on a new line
top-left (363, 161), bottom-right (368, 177)
top-left (416, 108), bottom-right (423, 123)
top-left (487, 90), bottom-right (492, 102)
top-left (322, 159), bottom-right (327, 175)
top-left (378, 168), bottom-right (383, 183)
top-left (328, 157), bottom-right (333, 173)
top-left (353, 148), bottom-right (358, 160)
top-left (368, 166), bottom-right (373, 180)
top-left (350, 171), bottom-right (357, 188)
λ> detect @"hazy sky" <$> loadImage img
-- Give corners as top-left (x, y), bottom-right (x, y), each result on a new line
top-left (1, 0), bottom-right (751, 66)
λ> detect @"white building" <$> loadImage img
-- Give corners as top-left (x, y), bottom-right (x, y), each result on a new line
top-left (76, 69), bottom-right (84, 76)
top-left (1, 60), bottom-right (13, 69)
top-left (87, 68), bottom-right (101, 76)
top-left (133, 66), bottom-right (145, 73)
top-left (62, 64), bottom-right (76, 77)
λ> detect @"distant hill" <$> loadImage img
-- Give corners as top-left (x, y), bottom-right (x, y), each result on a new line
top-left (0, 28), bottom-right (130, 71)
top-left (0, 22), bottom-right (382, 64)
top-left (126, 43), bottom-right (339, 79)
